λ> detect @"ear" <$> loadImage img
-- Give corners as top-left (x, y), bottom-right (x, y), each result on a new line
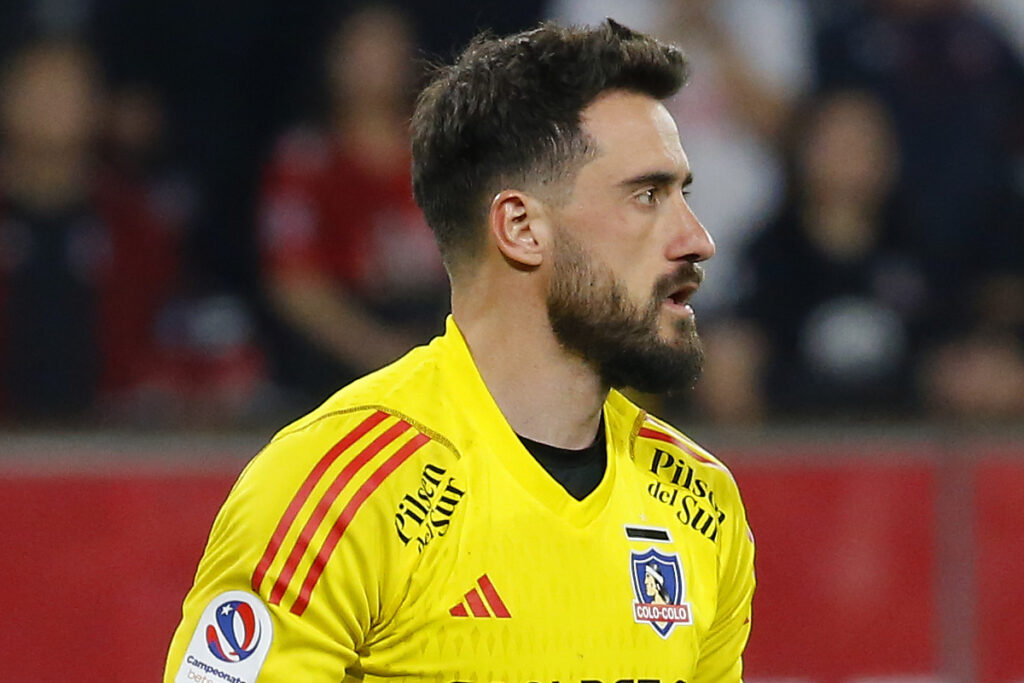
top-left (487, 190), bottom-right (549, 268)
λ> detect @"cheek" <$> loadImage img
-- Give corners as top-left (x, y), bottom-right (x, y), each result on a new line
top-left (571, 199), bottom-right (639, 241)
top-left (561, 208), bottom-right (659, 295)
top-left (618, 257), bottom-right (660, 298)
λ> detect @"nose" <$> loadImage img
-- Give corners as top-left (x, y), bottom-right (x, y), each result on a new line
top-left (667, 194), bottom-right (715, 263)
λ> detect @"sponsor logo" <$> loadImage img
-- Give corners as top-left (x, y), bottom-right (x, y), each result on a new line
top-left (394, 463), bottom-right (465, 552)
top-left (206, 600), bottom-right (262, 663)
top-left (174, 591), bottom-right (273, 683)
top-left (646, 449), bottom-right (726, 543)
top-left (630, 548), bottom-right (692, 637)
top-left (448, 574), bottom-right (511, 618)
top-left (184, 655), bottom-right (248, 683)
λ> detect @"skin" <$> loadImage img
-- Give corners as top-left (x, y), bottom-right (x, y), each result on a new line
top-left (452, 90), bottom-right (715, 449)
top-left (0, 43), bottom-right (100, 211)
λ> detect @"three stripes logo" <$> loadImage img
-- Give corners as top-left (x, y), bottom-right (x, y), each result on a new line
top-left (449, 574), bottom-right (511, 619)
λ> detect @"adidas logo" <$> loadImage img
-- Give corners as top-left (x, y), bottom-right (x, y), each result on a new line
top-left (449, 574), bottom-right (511, 618)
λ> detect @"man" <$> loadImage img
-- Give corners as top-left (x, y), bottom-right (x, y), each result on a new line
top-left (0, 38), bottom-right (180, 420)
top-left (166, 20), bottom-right (754, 682)
top-left (259, 5), bottom-right (448, 404)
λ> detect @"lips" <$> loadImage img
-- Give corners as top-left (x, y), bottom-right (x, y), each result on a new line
top-left (666, 282), bottom-right (698, 306)
top-left (657, 264), bottom-right (703, 305)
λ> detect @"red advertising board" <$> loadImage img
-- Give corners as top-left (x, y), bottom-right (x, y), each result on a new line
top-left (975, 456), bottom-right (1024, 683)
top-left (732, 455), bottom-right (937, 681)
top-left (0, 470), bottom-right (240, 681)
top-left (0, 437), bottom-right (1020, 681)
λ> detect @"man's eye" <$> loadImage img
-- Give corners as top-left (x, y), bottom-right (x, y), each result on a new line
top-left (636, 188), bottom-right (658, 205)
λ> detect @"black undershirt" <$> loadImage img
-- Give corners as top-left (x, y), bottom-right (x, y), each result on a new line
top-left (517, 417), bottom-right (607, 501)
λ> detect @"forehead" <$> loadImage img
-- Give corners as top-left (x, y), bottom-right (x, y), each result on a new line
top-left (578, 90), bottom-right (688, 178)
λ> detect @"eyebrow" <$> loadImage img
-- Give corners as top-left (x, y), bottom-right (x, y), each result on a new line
top-left (618, 170), bottom-right (694, 190)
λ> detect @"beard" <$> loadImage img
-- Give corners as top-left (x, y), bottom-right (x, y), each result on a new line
top-left (546, 231), bottom-right (705, 394)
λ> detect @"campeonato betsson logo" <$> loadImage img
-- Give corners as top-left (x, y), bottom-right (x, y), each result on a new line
top-left (206, 599), bottom-right (262, 663)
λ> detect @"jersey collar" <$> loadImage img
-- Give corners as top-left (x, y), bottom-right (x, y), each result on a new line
top-left (434, 316), bottom-right (645, 528)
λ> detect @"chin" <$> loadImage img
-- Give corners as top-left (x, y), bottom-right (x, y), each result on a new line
top-left (659, 319), bottom-right (697, 347)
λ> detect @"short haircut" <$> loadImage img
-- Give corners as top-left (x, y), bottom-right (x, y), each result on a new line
top-left (411, 19), bottom-right (688, 270)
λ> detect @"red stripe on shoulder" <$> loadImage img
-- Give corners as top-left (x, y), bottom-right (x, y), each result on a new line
top-left (269, 419), bottom-right (411, 605)
top-left (638, 426), bottom-right (716, 465)
top-left (251, 410), bottom-right (388, 594)
top-left (290, 431), bottom-right (432, 615)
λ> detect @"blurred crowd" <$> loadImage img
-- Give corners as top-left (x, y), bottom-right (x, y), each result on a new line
top-left (0, 0), bottom-right (1021, 430)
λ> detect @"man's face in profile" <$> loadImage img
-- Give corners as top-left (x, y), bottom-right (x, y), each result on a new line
top-left (545, 90), bottom-right (715, 394)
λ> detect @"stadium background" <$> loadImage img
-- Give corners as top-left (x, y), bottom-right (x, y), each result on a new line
top-left (0, 0), bottom-right (1022, 681)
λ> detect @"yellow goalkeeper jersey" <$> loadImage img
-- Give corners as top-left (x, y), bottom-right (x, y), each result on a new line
top-left (166, 317), bottom-right (755, 683)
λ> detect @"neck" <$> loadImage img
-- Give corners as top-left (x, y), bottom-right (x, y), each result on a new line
top-left (452, 269), bottom-right (607, 450)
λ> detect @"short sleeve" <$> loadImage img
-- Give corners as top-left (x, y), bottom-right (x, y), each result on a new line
top-left (164, 408), bottom-right (426, 682)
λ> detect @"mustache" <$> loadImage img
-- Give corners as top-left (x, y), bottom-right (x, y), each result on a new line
top-left (654, 263), bottom-right (704, 299)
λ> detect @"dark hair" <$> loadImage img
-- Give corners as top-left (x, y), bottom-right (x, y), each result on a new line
top-left (411, 19), bottom-right (688, 270)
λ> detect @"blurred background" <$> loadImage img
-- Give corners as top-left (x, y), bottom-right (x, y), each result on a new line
top-left (0, 0), bottom-right (1021, 680)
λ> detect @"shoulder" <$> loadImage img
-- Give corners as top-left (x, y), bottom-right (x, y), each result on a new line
top-left (188, 342), bottom-right (465, 620)
top-left (229, 399), bottom-right (461, 611)
top-left (246, 351), bottom-right (464, 537)
top-left (630, 413), bottom-right (755, 575)
top-left (603, 390), bottom-right (744, 511)
top-left (237, 341), bottom-right (463, 546)
top-left (631, 412), bottom-right (745, 512)
top-left (633, 412), bottom-right (732, 471)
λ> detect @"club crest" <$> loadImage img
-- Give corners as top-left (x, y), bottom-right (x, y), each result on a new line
top-left (630, 547), bottom-right (692, 637)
